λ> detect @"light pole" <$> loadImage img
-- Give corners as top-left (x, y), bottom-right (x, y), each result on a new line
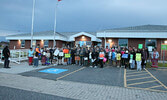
top-left (31, 0), bottom-right (36, 48)
top-left (53, 1), bottom-right (59, 47)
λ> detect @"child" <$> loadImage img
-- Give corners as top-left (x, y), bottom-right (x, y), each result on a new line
top-left (116, 51), bottom-right (121, 67)
top-left (46, 51), bottom-right (50, 65)
top-left (112, 49), bottom-right (116, 67)
top-left (41, 50), bottom-right (46, 65)
top-left (33, 52), bottom-right (39, 67)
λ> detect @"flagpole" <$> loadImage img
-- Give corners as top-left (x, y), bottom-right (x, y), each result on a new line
top-left (31, 0), bottom-right (36, 48)
top-left (53, 1), bottom-right (59, 47)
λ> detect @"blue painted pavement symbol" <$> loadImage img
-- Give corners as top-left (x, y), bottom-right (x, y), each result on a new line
top-left (39, 68), bottom-right (68, 74)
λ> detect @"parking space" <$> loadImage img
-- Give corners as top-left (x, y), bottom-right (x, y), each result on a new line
top-left (20, 65), bottom-right (84, 81)
top-left (125, 69), bottom-right (167, 92)
top-left (20, 65), bottom-right (124, 87)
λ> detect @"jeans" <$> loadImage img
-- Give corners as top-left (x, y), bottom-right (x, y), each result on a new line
top-left (136, 61), bottom-right (142, 71)
top-left (130, 60), bottom-right (135, 69)
top-left (33, 58), bottom-right (39, 67)
top-left (67, 57), bottom-right (72, 65)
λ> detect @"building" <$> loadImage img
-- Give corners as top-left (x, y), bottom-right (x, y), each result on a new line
top-left (97, 25), bottom-right (167, 60)
top-left (6, 31), bottom-right (101, 49)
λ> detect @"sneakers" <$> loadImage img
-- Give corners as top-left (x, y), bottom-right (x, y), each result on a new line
top-left (94, 66), bottom-right (97, 68)
top-left (90, 66), bottom-right (93, 68)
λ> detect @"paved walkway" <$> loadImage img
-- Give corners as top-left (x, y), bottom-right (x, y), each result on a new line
top-left (0, 73), bottom-right (167, 100)
top-left (0, 62), bottom-right (52, 74)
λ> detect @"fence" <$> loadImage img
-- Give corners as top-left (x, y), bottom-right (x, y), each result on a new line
top-left (0, 49), bottom-right (29, 64)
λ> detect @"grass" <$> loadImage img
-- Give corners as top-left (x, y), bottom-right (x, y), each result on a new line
top-left (146, 62), bottom-right (167, 68)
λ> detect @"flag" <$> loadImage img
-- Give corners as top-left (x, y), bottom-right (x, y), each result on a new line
top-left (58, 0), bottom-right (61, 1)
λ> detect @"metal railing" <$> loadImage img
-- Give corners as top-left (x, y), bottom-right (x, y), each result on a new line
top-left (0, 49), bottom-right (29, 64)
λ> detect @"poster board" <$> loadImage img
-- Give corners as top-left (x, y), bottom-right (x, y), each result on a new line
top-left (138, 44), bottom-right (143, 49)
top-left (148, 46), bottom-right (153, 52)
top-left (161, 44), bottom-right (167, 51)
top-left (136, 53), bottom-right (141, 61)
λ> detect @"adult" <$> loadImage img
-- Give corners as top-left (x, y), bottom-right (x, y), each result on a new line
top-left (28, 47), bottom-right (34, 65)
top-left (49, 47), bottom-right (54, 64)
top-left (141, 48), bottom-right (148, 69)
top-left (99, 49), bottom-right (105, 68)
top-left (151, 48), bottom-right (159, 68)
top-left (3, 46), bottom-right (10, 68)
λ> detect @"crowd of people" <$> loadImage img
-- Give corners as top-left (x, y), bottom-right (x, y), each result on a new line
top-left (28, 44), bottom-right (160, 71)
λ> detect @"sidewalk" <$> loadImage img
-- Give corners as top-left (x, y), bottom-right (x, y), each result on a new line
top-left (0, 62), bottom-right (52, 74)
top-left (0, 73), bottom-right (167, 100)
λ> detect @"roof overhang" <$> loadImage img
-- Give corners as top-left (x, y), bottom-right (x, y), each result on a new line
top-left (97, 32), bottom-right (167, 38)
top-left (69, 32), bottom-right (101, 42)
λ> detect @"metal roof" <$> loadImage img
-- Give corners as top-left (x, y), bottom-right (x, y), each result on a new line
top-left (100, 25), bottom-right (167, 32)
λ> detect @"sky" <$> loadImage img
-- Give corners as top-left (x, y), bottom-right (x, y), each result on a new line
top-left (0, 0), bottom-right (167, 38)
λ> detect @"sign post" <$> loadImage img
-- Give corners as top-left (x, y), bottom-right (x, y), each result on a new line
top-left (161, 44), bottom-right (167, 66)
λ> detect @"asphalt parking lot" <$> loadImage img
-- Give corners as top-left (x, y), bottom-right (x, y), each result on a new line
top-left (20, 65), bottom-right (167, 92)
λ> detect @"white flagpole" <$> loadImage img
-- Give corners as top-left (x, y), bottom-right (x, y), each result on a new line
top-left (53, 1), bottom-right (59, 47)
top-left (31, 0), bottom-right (36, 48)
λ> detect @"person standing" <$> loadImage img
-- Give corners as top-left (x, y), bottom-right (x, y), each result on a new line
top-left (136, 49), bottom-right (142, 71)
top-left (99, 49), bottom-right (105, 68)
top-left (49, 47), bottom-right (54, 64)
top-left (151, 48), bottom-right (159, 68)
top-left (3, 46), bottom-right (10, 68)
top-left (28, 47), bottom-right (34, 65)
top-left (71, 47), bottom-right (76, 65)
top-left (141, 48), bottom-right (148, 70)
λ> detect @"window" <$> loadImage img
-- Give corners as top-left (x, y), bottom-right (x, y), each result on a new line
top-left (145, 39), bottom-right (157, 48)
top-left (32, 40), bottom-right (36, 48)
top-left (44, 40), bottom-right (49, 48)
top-left (118, 39), bottom-right (128, 47)
top-left (21, 40), bottom-right (25, 48)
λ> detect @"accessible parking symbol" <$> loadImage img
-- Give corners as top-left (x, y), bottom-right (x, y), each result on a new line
top-left (39, 68), bottom-right (68, 74)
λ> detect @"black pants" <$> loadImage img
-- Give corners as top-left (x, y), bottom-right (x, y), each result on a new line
top-left (93, 59), bottom-right (98, 67)
top-left (121, 58), bottom-right (125, 66)
top-left (72, 56), bottom-right (75, 64)
top-left (99, 59), bottom-right (103, 68)
top-left (4, 58), bottom-right (10, 68)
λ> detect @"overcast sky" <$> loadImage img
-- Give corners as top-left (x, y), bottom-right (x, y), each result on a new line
top-left (0, 0), bottom-right (167, 36)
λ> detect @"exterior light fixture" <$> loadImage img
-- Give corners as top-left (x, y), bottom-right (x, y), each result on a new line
top-left (108, 39), bottom-right (112, 43)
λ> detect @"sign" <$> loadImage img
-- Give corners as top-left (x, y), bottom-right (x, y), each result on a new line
top-left (122, 54), bottom-right (128, 59)
top-left (161, 44), bottom-right (167, 50)
top-left (130, 54), bottom-right (133, 59)
top-left (138, 44), bottom-right (143, 49)
top-left (136, 53), bottom-right (141, 61)
top-left (39, 68), bottom-right (68, 74)
top-left (65, 54), bottom-right (71, 58)
top-left (59, 52), bottom-right (64, 56)
top-left (148, 46), bottom-right (153, 52)
top-left (116, 53), bottom-right (121, 60)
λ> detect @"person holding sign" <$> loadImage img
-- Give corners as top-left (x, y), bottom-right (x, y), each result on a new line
top-left (124, 50), bottom-right (130, 69)
top-left (151, 48), bottom-right (159, 68)
top-left (99, 49), bottom-right (105, 68)
top-left (129, 49), bottom-right (136, 69)
top-left (116, 50), bottom-right (121, 67)
top-left (136, 49), bottom-right (142, 71)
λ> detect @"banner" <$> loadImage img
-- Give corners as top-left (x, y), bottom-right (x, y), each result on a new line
top-left (65, 54), bottom-right (71, 58)
top-left (136, 53), bottom-right (141, 61)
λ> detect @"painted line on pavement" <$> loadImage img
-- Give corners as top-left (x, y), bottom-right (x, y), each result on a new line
top-left (126, 73), bottom-right (149, 78)
top-left (145, 69), bottom-right (167, 89)
top-left (124, 68), bottom-right (127, 88)
top-left (127, 87), bottom-right (167, 93)
top-left (146, 85), bottom-right (162, 89)
top-left (126, 71), bottom-right (147, 75)
top-left (127, 80), bottom-right (156, 86)
top-left (56, 67), bottom-right (85, 80)
top-left (127, 76), bottom-right (152, 81)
